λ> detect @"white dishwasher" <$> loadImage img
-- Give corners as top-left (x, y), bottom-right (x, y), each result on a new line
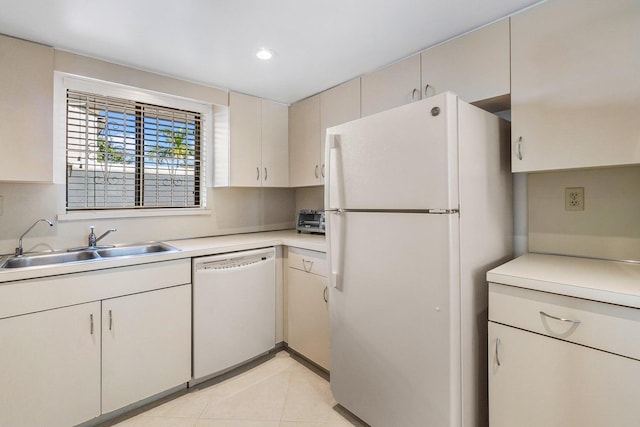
top-left (192, 247), bottom-right (276, 383)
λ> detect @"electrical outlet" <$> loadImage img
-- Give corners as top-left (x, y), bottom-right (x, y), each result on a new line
top-left (565, 187), bottom-right (584, 211)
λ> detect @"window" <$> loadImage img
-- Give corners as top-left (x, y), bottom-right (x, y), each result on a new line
top-left (65, 88), bottom-right (204, 211)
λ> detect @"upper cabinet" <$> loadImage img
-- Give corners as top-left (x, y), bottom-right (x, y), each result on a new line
top-left (217, 92), bottom-right (289, 187)
top-left (0, 35), bottom-right (54, 183)
top-left (361, 54), bottom-right (422, 117)
top-left (511, 0), bottom-right (640, 172)
top-left (421, 18), bottom-right (510, 104)
top-left (289, 78), bottom-right (361, 187)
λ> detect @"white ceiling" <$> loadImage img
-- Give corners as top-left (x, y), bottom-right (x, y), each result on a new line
top-left (0, 0), bottom-right (543, 104)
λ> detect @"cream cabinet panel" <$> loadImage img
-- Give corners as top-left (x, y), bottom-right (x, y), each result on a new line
top-left (421, 19), bottom-right (510, 103)
top-left (229, 92), bottom-right (262, 186)
top-left (287, 248), bottom-right (329, 369)
top-left (289, 94), bottom-right (321, 186)
top-left (102, 284), bottom-right (191, 413)
top-left (361, 54), bottom-right (421, 117)
top-left (489, 322), bottom-right (640, 427)
top-left (511, 0), bottom-right (640, 172)
top-left (0, 302), bottom-right (101, 427)
top-left (320, 78), bottom-right (361, 177)
top-left (261, 99), bottom-right (289, 187)
top-left (225, 92), bottom-right (288, 187)
top-left (0, 35), bottom-right (54, 182)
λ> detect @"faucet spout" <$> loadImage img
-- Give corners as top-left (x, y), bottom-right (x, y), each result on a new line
top-left (16, 219), bottom-right (54, 256)
top-left (88, 226), bottom-right (117, 247)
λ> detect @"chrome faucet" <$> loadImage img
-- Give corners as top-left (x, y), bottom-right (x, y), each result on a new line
top-left (15, 218), bottom-right (54, 256)
top-left (88, 226), bottom-right (117, 248)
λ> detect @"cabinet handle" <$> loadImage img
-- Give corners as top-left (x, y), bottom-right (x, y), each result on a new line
top-left (315, 165), bottom-right (319, 179)
top-left (495, 338), bottom-right (501, 367)
top-left (109, 309), bottom-right (113, 330)
top-left (540, 311), bottom-right (581, 324)
top-left (257, 167), bottom-right (260, 181)
top-left (264, 167), bottom-right (268, 181)
top-left (323, 286), bottom-right (328, 303)
top-left (424, 84), bottom-right (430, 98)
top-left (411, 88), bottom-right (419, 101)
top-left (321, 163), bottom-right (325, 178)
top-left (302, 259), bottom-right (313, 273)
top-left (516, 136), bottom-right (523, 160)
top-left (90, 313), bottom-right (94, 335)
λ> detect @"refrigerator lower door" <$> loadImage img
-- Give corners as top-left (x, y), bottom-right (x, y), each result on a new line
top-left (328, 211), bottom-right (461, 427)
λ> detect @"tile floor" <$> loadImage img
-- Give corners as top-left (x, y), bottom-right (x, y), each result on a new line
top-left (112, 351), bottom-right (364, 427)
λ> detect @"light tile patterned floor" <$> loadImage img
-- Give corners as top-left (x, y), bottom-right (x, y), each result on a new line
top-left (113, 352), bottom-right (362, 427)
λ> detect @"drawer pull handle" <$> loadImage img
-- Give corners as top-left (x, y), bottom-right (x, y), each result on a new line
top-left (302, 259), bottom-right (313, 273)
top-left (540, 311), bottom-right (581, 324)
top-left (495, 338), bottom-right (501, 367)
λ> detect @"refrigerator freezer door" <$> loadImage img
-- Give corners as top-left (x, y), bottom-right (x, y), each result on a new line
top-left (326, 92), bottom-right (459, 211)
top-left (328, 211), bottom-right (461, 427)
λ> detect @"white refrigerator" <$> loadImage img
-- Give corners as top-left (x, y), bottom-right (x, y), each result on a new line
top-left (325, 92), bottom-right (512, 427)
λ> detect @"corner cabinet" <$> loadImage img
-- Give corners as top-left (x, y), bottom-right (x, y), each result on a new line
top-left (488, 283), bottom-right (640, 427)
top-left (0, 34), bottom-right (54, 182)
top-left (217, 92), bottom-right (289, 187)
top-left (510, 0), bottom-right (640, 172)
top-left (287, 248), bottom-right (330, 370)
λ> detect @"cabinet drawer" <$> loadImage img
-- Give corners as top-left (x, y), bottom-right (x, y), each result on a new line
top-left (288, 247), bottom-right (327, 277)
top-left (489, 283), bottom-right (640, 360)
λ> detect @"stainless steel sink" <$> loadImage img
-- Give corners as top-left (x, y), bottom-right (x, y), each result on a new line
top-left (0, 250), bottom-right (100, 269)
top-left (0, 242), bottom-right (179, 269)
top-left (96, 243), bottom-right (178, 258)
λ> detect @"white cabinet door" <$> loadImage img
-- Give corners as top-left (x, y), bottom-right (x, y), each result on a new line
top-left (289, 94), bottom-right (321, 187)
top-left (421, 18), bottom-right (510, 103)
top-left (287, 267), bottom-right (330, 370)
top-left (511, 0), bottom-right (640, 172)
top-left (489, 322), bottom-right (640, 427)
top-left (102, 284), bottom-right (191, 413)
top-left (261, 99), bottom-right (289, 187)
top-left (361, 54), bottom-right (421, 117)
top-left (320, 78), bottom-right (361, 180)
top-left (0, 302), bottom-right (101, 427)
top-left (229, 92), bottom-right (262, 187)
top-left (0, 34), bottom-right (53, 182)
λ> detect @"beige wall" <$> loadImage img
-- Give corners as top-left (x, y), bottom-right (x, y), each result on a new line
top-left (528, 165), bottom-right (640, 261)
top-left (0, 50), bottom-right (295, 255)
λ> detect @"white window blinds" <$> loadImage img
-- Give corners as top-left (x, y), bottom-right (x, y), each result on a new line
top-left (66, 89), bottom-right (202, 210)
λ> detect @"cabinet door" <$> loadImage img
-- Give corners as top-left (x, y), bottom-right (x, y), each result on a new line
top-left (102, 285), bottom-right (191, 413)
top-left (320, 78), bottom-right (361, 180)
top-left (229, 92), bottom-right (262, 186)
top-left (0, 302), bottom-right (101, 427)
top-left (0, 35), bottom-right (53, 182)
top-left (289, 94), bottom-right (321, 187)
top-left (287, 267), bottom-right (330, 369)
top-left (261, 99), bottom-right (289, 187)
top-left (489, 322), bottom-right (640, 427)
top-left (361, 54), bottom-right (421, 117)
top-left (421, 18), bottom-right (510, 103)
top-left (511, 0), bottom-right (640, 172)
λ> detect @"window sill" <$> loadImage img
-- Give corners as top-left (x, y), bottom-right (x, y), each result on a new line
top-left (57, 208), bottom-right (212, 222)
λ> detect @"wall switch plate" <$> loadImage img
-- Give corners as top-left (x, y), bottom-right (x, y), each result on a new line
top-left (565, 187), bottom-right (585, 211)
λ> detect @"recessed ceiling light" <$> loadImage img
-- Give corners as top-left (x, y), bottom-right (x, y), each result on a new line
top-left (256, 48), bottom-right (274, 60)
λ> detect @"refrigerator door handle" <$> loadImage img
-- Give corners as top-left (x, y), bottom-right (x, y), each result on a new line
top-left (326, 210), bottom-right (344, 290)
top-left (325, 133), bottom-right (344, 211)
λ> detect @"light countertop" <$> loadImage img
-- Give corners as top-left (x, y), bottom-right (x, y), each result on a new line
top-left (0, 230), bottom-right (326, 284)
top-left (487, 253), bottom-right (640, 309)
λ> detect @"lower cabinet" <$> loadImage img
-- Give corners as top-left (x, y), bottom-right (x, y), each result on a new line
top-left (102, 284), bottom-right (191, 413)
top-left (287, 248), bottom-right (330, 370)
top-left (0, 302), bottom-right (101, 427)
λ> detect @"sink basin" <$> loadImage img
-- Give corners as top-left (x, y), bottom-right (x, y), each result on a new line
top-left (0, 242), bottom-right (179, 269)
top-left (96, 243), bottom-right (178, 258)
top-left (0, 250), bottom-right (100, 269)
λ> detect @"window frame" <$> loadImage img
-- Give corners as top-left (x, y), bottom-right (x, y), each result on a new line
top-left (54, 72), bottom-right (213, 221)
